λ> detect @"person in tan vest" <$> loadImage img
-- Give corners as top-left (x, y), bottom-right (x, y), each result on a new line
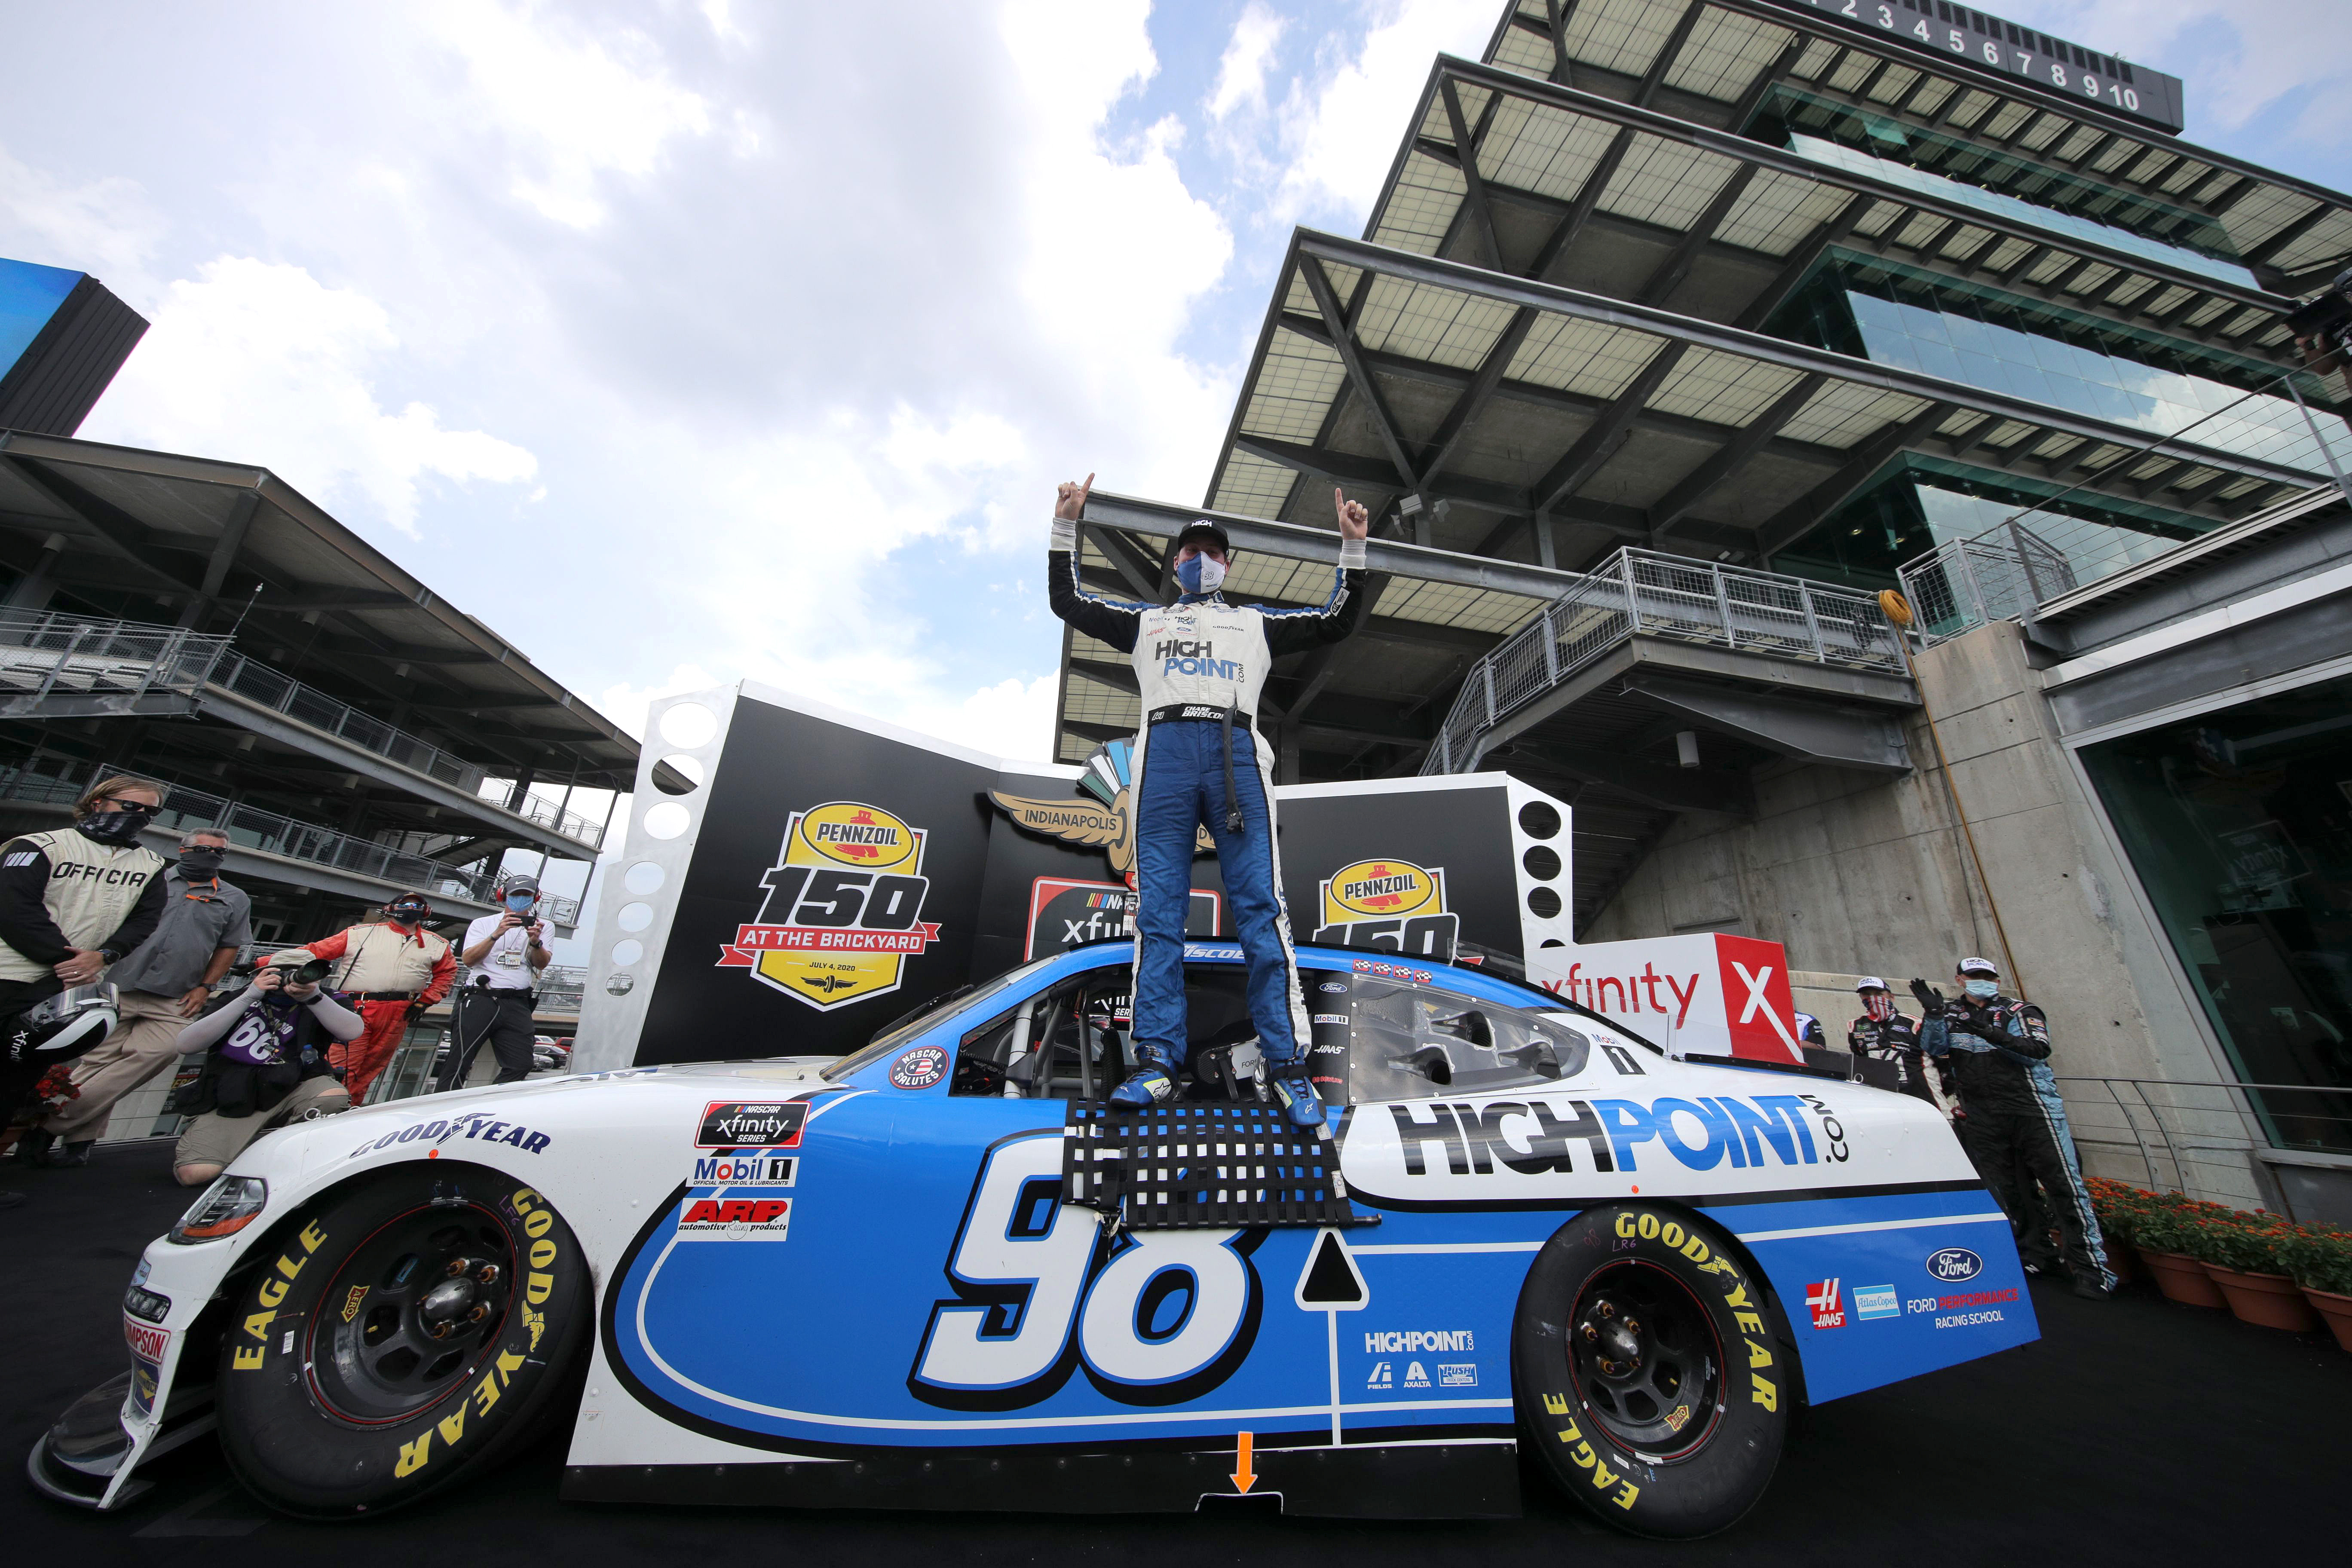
top-left (282, 891), bottom-right (453, 1101)
top-left (0, 775), bottom-right (170, 1163)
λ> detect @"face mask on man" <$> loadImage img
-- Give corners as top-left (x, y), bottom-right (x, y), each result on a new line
top-left (1175, 551), bottom-right (1226, 596)
top-left (179, 846), bottom-right (227, 875)
top-left (80, 802), bottom-right (157, 845)
top-left (1863, 992), bottom-right (1894, 1020)
top-left (505, 893), bottom-right (538, 914)
top-left (1963, 977), bottom-right (1999, 1000)
top-left (389, 902), bottom-right (429, 925)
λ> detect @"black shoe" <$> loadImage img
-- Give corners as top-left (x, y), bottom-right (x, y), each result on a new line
top-left (2071, 1274), bottom-right (2110, 1300)
top-left (12, 1128), bottom-right (55, 1167)
top-left (53, 1140), bottom-right (93, 1167)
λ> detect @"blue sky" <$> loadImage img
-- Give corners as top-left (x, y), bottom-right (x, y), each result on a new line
top-left (0, 0), bottom-right (2346, 789)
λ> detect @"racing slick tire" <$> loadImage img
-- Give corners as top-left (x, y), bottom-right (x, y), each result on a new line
top-left (213, 1163), bottom-right (591, 1517)
top-left (1512, 1204), bottom-right (1793, 1538)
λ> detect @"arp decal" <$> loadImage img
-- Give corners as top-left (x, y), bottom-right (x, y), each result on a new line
top-left (889, 1045), bottom-right (950, 1091)
top-left (718, 800), bottom-right (945, 1011)
top-left (695, 1101), bottom-right (807, 1148)
top-left (1312, 858), bottom-right (1459, 961)
top-left (1927, 1247), bottom-right (1985, 1283)
top-left (908, 1132), bottom-right (1263, 1410)
top-left (677, 1196), bottom-right (793, 1241)
top-left (350, 1112), bottom-right (552, 1158)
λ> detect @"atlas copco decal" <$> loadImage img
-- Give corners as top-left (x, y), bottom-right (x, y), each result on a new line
top-left (1383, 1093), bottom-right (1832, 1176)
top-left (695, 1101), bottom-right (808, 1148)
top-left (719, 800), bottom-right (944, 1012)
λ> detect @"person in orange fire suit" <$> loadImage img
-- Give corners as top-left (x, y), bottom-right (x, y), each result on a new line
top-left (282, 891), bottom-right (453, 1101)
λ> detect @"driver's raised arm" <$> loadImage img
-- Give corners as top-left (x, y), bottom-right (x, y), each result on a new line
top-left (1261, 487), bottom-right (1371, 655)
top-left (1045, 474), bottom-right (1146, 655)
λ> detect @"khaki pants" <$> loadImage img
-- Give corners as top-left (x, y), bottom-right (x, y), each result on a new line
top-left (174, 1076), bottom-right (350, 1174)
top-left (43, 989), bottom-right (194, 1143)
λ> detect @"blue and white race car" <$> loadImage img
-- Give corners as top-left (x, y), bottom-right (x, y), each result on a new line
top-left (37, 941), bottom-right (2034, 1538)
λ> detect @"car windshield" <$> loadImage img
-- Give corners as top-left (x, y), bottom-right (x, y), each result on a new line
top-left (821, 952), bottom-right (1068, 1082)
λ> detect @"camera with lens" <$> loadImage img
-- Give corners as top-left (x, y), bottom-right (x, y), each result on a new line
top-left (283, 957), bottom-right (333, 986)
top-left (2285, 279), bottom-right (2352, 341)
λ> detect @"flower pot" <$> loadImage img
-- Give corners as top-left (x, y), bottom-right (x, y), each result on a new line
top-left (2101, 1242), bottom-right (2136, 1284)
top-left (2139, 1250), bottom-right (2226, 1308)
top-left (2202, 1265), bottom-right (2322, 1332)
top-left (2300, 1288), bottom-right (2352, 1353)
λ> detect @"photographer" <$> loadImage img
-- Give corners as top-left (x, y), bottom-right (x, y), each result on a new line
top-left (2290, 265), bottom-right (2352, 401)
top-left (0, 775), bottom-right (168, 1129)
top-left (16, 827), bottom-right (248, 1167)
top-left (438, 875), bottom-right (550, 1091)
top-left (170, 952), bottom-right (362, 1187)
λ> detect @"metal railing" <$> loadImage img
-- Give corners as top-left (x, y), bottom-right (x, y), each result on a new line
top-left (2055, 1075), bottom-right (2352, 1198)
top-left (0, 608), bottom-right (604, 851)
top-left (1897, 367), bottom-right (2352, 646)
top-left (1425, 548), bottom-right (1908, 774)
top-left (0, 609), bottom-right (235, 707)
top-left (0, 765), bottom-right (505, 905)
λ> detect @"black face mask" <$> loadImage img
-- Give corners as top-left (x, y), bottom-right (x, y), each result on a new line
top-left (179, 848), bottom-right (227, 875)
top-left (80, 804), bottom-right (158, 845)
top-left (389, 904), bottom-right (429, 925)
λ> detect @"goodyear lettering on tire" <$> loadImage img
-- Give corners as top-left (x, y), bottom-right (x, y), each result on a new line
top-left (232, 1219), bottom-right (331, 1372)
top-left (1613, 1207), bottom-right (1777, 1413)
top-left (390, 1187), bottom-right (555, 1480)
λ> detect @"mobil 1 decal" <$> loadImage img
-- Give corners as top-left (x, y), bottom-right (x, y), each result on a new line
top-left (909, 1130), bottom-right (1263, 1410)
top-left (1278, 782), bottom-right (1523, 962)
top-left (718, 800), bottom-right (944, 1010)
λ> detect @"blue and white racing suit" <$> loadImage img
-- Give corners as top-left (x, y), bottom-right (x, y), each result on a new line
top-left (1046, 517), bottom-right (1366, 1082)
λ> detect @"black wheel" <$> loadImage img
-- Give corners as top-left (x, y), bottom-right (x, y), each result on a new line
top-left (214, 1163), bottom-right (590, 1517)
top-left (1512, 1204), bottom-right (1793, 1538)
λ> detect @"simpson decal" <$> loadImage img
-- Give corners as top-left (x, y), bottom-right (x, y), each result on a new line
top-left (1312, 858), bottom-right (1459, 960)
top-left (718, 800), bottom-right (944, 1011)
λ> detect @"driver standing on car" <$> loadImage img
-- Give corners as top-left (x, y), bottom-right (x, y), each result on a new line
top-left (1046, 477), bottom-right (1368, 1125)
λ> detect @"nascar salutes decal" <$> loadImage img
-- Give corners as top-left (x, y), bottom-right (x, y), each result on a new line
top-left (719, 800), bottom-right (944, 1011)
top-left (888, 1044), bottom-right (949, 1090)
top-left (1313, 858), bottom-right (1459, 961)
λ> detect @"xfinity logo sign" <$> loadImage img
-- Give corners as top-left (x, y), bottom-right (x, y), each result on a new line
top-left (1926, 1248), bottom-right (1985, 1283)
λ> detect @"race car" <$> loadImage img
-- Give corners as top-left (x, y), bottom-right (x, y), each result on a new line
top-left (34, 940), bottom-right (2034, 1538)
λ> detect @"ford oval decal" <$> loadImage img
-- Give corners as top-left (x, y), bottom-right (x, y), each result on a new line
top-left (1926, 1247), bottom-right (1984, 1283)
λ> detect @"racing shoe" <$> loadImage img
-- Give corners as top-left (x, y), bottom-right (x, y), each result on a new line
top-left (1266, 1058), bottom-right (1326, 1130)
top-left (1109, 1065), bottom-right (1174, 1109)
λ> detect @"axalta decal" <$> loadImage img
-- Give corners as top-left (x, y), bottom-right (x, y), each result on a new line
top-left (1312, 858), bottom-right (1459, 961)
top-left (719, 801), bottom-right (944, 1011)
top-left (350, 1112), bottom-right (551, 1158)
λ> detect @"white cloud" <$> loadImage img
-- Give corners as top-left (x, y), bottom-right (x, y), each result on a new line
top-left (1208, 5), bottom-right (1288, 121)
top-left (423, 0), bottom-right (715, 228)
top-left (0, 145), bottom-right (164, 303)
top-left (1274, 0), bottom-right (1495, 223)
top-left (84, 257), bottom-right (537, 536)
top-left (2015, 0), bottom-right (2352, 140)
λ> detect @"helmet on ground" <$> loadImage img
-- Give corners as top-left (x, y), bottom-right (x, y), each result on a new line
top-left (14, 983), bottom-right (120, 1060)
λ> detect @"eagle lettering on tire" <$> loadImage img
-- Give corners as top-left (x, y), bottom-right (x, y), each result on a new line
top-left (1512, 1204), bottom-right (1793, 1539)
top-left (214, 1165), bottom-right (590, 1517)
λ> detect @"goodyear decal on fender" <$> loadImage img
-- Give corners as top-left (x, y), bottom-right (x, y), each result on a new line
top-left (719, 800), bottom-right (944, 1011)
top-left (1312, 858), bottom-right (1460, 961)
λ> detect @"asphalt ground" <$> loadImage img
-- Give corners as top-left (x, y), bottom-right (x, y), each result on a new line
top-left (6, 1139), bottom-right (2349, 1565)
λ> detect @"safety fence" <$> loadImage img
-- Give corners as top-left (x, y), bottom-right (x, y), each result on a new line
top-left (1896, 367), bottom-right (2352, 645)
top-left (0, 609), bottom-right (234, 709)
top-left (2055, 1075), bottom-right (2352, 1207)
top-left (0, 608), bottom-right (604, 850)
top-left (1425, 548), bottom-right (1907, 774)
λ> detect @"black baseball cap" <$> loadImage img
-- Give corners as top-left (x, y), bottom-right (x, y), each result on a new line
top-left (1175, 520), bottom-right (1232, 557)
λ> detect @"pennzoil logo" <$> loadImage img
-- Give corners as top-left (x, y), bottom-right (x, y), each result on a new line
top-left (717, 801), bottom-right (943, 1011)
top-left (1313, 858), bottom-right (1459, 961)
